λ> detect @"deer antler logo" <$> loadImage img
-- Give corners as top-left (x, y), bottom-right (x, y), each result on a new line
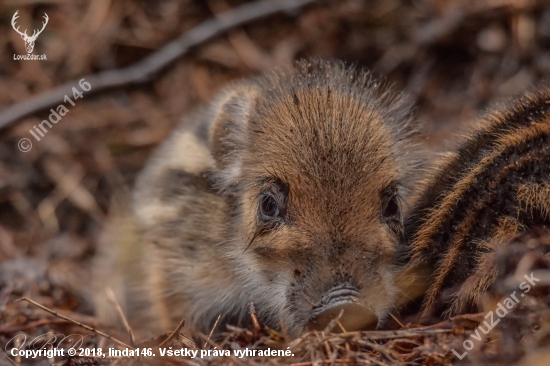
top-left (11, 10), bottom-right (49, 54)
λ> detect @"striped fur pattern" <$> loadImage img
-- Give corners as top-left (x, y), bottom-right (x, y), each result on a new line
top-left (405, 87), bottom-right (550, 320)
top-left (130, 60), bottom-right (419, 337)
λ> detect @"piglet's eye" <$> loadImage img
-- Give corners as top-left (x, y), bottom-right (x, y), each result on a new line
top-left (383, 196), bottom-right (400, 219)
top-left (260, 195), bottom-right (279, 219)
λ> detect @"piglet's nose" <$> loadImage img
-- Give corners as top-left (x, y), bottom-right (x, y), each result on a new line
top-left (307, 285), bottom-right (378, 332)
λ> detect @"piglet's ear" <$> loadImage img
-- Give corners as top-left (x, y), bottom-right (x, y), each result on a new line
top-left (209, 83), bottom-right (260, 191)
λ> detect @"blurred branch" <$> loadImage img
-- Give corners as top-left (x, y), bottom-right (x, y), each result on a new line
top-left (0, 0), bottom-right (316, 130)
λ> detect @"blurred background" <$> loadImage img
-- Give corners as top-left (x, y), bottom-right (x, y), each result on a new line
top-left (1, 0), bottom-right (550, 351)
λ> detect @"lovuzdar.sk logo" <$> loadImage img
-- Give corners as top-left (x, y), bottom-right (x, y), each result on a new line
top-left (12, 10), bottom-right (48, 60)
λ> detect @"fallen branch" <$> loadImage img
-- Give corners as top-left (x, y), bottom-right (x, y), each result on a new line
top-left (0, 0), bottom-right (315, 130)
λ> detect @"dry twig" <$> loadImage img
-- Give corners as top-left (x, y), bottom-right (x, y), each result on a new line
top-left (15, 297), bottom-right (135, 350)
top-left (204, 313), bottom-right (222, 348)
top-left (248, 301), bottom-right (262, 330)
top-left (157, 318), bottom-right (186, 348)
top-left (105, 287), bottom-right (135, 347)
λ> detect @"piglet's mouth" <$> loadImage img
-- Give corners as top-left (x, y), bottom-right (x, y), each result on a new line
top-left (307, 284), bottom-right (378, 332)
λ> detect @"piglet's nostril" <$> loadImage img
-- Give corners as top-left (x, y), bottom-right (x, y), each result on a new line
top-left (312, 283), bottom-right (360, 309)
top-left (307, 284), bottom-right (378, 332)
